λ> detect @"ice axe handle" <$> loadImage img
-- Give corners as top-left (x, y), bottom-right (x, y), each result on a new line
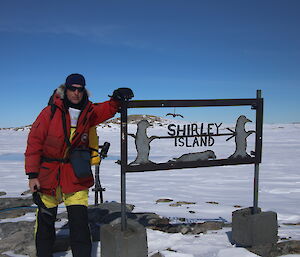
top-left (99, 142), bottom-right (110, 159)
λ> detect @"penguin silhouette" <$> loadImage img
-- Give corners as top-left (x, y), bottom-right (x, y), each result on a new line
top-left (129, 120), bottom-right (157, 165)
top-left (229, 115), bottom-right (255, 159)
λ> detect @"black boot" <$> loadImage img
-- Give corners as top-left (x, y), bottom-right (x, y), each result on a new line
top-left (67, 205), bottom-right (92, 257)
top-left (35, 206), bottom-right (58, 257)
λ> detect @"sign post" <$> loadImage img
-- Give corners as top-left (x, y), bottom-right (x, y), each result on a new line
top-left (120, 101), bottom-right (128, 231)
top-left (253, 89), bottom-right (264, 214)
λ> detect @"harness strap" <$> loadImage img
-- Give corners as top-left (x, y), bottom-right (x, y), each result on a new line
top-left (41, 156), bottom-right (69, 163)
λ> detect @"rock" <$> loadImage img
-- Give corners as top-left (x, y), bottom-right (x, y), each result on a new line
top-left (169, 203), bottom-right (182, 207)
top-left (148, 217), bottom-right (169, 226)
top-left (0, 221), bottom-right (34, 239)
top-left (156, 199), bottom-right (173, 203)
top-left (0, 200), bottom-right (227, 256)
top-left (176, 201), bottom-right (196, 205)
top-left (101, 211), bottom-right (138, 225)
top-left (88, 206), bottom-right (110, 223)
top-left (0, 221), bottom-right (35, 256)
top-left (149, 252), bottom-right (164, 257)
top-left (148, 221), bottom-right (225, 235)
top-left (234, 205), bottom-right (243, 208)
top-left (223, 223), bottom-right (232, 228)
top-left (180, 225), bottom-right (191, 235)
top-left (0, 197), bottom-right (33, 210)
top-left (92, 201), bottom-right (135, 213)
top-left (201, 221), bottom-right (223, 231)
top-left (0, 202), bottom-right (132, 256)
top-left (192, 223), bottom-right (208, 234)
top-left (165, 247), bottom-right (177, 252)
top-left (134, 212), bottom-right (169, 227)
top-left (276, 240), bottom-right (300, 255)
top-left (0, 196), bottom-right (35, 219)
top-left (136, 212), bottom-right (161, 221)
top-left (0, 208), bottom-right (36, 220)
top-left (165, 226), bottom-right (180, 233)
top-left (206, 201), bottom-right (219, 204)
top-left (247, 240), bottom-right (300, 257)
top-left (283, 222), bottom-right (300, 226)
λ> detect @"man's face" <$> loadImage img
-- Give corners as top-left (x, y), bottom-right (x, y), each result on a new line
top-left (66, 84), bottom-right (84, 104)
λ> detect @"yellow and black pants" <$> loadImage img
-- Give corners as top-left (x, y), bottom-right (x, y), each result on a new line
top-left (35, 188), bottom-right (91, 257)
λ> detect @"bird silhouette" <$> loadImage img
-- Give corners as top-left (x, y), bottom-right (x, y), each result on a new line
top-left (166, 113), bottom-right (184, 118)
top-left (166, 108), bottom-right (184, 118)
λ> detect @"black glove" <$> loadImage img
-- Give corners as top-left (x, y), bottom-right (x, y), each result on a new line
top-left (110, 88), bottom-right (134, 101)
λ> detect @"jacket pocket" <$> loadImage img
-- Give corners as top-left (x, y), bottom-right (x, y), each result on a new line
top-left (38, 162), bottom-right (58, 187)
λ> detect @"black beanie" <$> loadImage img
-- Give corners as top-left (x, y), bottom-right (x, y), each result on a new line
top-left (65, 73), bottom-right (86, 87)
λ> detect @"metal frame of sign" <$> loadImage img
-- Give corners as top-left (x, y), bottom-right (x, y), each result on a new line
top-left (119, 90), bottom-right (263, 230)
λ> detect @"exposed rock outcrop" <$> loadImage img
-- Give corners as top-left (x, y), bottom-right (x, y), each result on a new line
top-left (1, 197), bottom-right (300, 257)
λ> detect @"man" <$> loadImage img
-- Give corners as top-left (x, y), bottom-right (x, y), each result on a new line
top-left (25, 73), bottom-right (133, 257)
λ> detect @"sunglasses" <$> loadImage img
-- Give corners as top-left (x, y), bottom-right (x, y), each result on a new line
top-left (66, 85), bottom-right (85, 92)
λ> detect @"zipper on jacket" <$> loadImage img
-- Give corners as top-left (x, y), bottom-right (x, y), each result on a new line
top-left (57, 167), bottom-right (61, 187)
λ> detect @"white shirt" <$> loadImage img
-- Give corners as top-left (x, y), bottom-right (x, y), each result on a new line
top-left (69, 107), bottom-right (81, 127)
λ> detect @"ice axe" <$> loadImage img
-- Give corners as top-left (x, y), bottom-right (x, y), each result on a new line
top-left (93, 141), bottom-right (110, 205)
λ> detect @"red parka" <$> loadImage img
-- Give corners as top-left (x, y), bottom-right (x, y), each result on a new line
top-left (25, 89), bottom-right (119, 196)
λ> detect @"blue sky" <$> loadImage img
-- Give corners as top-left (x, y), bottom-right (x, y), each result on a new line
top-left (0, 0), bottom-right (299, 127)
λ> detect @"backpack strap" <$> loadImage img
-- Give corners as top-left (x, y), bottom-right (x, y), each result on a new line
top-left (50, 104), bottom-right (57, 120)
top-left (61, 109), bottom-right (72, 149)
top-left (48, 89), bottom-right (58, 120)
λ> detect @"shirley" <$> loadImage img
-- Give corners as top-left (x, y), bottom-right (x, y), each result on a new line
top-left (167, 123), bottom-right (223, 137)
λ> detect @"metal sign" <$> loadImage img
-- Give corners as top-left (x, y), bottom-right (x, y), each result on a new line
top-left (127, 115), bottom-right (257, 170)
top-left (120, 90), bottom-right (263, 230)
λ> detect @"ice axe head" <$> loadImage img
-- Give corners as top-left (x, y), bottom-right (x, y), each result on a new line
top-left (100, 142), bottom-right (110, 159)
top-left (32, 191), bottom-right (54, 217)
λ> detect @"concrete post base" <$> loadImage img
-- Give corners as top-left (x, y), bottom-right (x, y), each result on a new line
top-left (232, 207), bottom-right (278, 247)
top-left (100, 218), bottom-right (148, 257)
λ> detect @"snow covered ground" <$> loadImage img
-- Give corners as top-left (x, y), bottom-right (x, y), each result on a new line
top-left (0, 121), bottom-right (300, 257)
